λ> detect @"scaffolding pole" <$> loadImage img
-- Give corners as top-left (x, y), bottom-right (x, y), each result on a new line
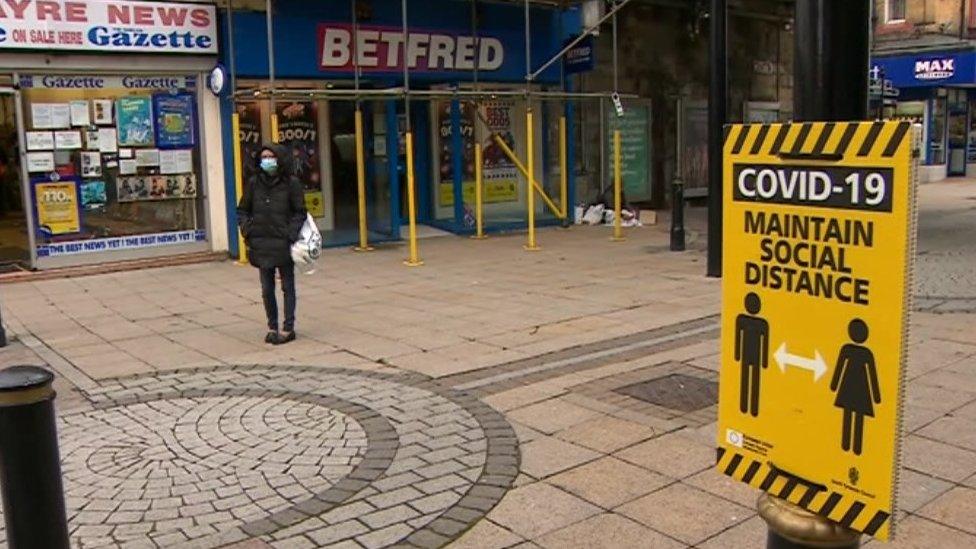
top-left (352, 0), bottom-right (373, 252)
top-left (266, 0), bottom-right (278, 141)
top-left (402, 0), bottom-right (422, 266)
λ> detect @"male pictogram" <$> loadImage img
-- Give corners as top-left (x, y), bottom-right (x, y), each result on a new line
top-left (831, 319), bottom-right (881, 456)
top-left (735, 292), bottom-right (769, 417)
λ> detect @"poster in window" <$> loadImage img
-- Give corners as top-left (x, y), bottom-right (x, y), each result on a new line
top-left (97, 128), bottom-right (118, 153)
top-left (26, 152), bottom-right (55, 172)
top-left (55, 131), bottom-right (83, 150)
top-left (81, 180), bottom-right (107, 210)
top-left (31, 103), bottom-right (71, 129)
top-left (70, 100), bottom-right (91, 127)
top-left (116, 96), bottom-right (154, 146)
top-left (118, 175), bottom-right (197, 202)
top-left (236, 103), bottom-right (262, 180)
top-left (606, 104), bottom-right (652, 202)
top-left (153, 93), bottom-right (196, 148)
top-left (80, 152), bottom-right (102, 178)
top-left (94, 100), bottom-right (113, 125)
top-left (275, 102), bottom-right (323, 216)
top-left (26, 131), bottom-right (54, 151)
top-left (478, 100), bottom-right (520, 204)
top-left (33, 178), bottom-right (81, 236)
top-left (437, 101), bottom-right (477, 208)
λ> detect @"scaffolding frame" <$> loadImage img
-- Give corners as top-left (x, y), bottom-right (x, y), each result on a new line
top-left (226, 0), bottom-right (635, 259)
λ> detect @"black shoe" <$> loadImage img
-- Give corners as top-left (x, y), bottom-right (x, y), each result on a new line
top-left (275, 331), bottom-right (296, 345)
top-left (265, 331), bottom-right (280, 344)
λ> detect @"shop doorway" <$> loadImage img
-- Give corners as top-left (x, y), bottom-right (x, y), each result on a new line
top-left (326, 100), bottom-right (394, 246)
top-left (947, 89), bottom-right (968, 176)
top-left (0, 89), bottom-right (28, 271)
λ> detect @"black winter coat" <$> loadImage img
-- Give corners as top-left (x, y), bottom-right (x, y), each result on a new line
top-left (237, 145), bottom-right (307, 269)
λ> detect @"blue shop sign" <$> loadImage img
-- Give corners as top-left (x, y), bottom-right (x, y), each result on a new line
top-left (564, 35), bottom-right (595, 74)
top-left (872, 51), bottom-right (976, 88)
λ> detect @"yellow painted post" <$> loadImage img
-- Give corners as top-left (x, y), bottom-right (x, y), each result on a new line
top-left (232, 113), bottom-right (248, 265)
top-left (611, 129), bottom-right (625, 242)
top-left (404, 132), bottom-right (423, 266)
top-left (271, 113), bottom-right (280, 143)
top-left (471, 143), bottom-right (487, 239)
top-left (353, 109), bottom-right (373, 251)
top-left (559, 115), bottom-right (568, 226)
top-left (525, 108), bottom-right (540, 250)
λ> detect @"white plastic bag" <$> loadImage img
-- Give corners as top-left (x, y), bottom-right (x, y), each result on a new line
top-left (291, 213), bottom-right (323, 275)
top-left (582, 204), bottom-right (605, 225)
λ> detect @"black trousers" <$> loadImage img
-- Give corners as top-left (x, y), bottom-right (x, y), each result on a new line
top-left (259, 265), bottom-right (296, 332)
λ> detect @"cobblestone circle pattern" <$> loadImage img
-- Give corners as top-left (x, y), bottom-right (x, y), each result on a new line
top-left (0, 366), bottom-right (518, 549)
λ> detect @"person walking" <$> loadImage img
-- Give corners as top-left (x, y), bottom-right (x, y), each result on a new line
top-left (237, 144), bottom-right (307, 345)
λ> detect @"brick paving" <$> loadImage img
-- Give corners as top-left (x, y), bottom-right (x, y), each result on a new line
top-left (0, 181), bottom-right (972, 548)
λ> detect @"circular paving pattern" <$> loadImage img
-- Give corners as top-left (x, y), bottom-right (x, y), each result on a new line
top-left (8, 366), bottom-right (518, 549)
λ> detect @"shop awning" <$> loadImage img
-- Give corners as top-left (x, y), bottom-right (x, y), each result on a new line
top-left (872, 49), bottom-right (976, 88)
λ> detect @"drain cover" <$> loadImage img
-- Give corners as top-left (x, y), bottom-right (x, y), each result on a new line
top-left (615, 373), bottom-right (718, 413)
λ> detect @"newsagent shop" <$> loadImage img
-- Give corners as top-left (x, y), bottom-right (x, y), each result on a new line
top-left (872, 49), bottom-right (976, 182)
top-left (219, 0), bottom-right (578, 249)
top-left (0, 0), bottom-right (228, 271)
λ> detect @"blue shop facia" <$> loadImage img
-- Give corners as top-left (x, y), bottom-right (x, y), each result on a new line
top-left (218, 0), bottom-right (583, 251)
top-left (873, 49), bottom-right (976, 182)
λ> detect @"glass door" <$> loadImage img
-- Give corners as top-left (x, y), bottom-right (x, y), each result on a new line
top-left (0, 86), bottom-right (30, 271)
top-left (948, 89), bottom-right (968, 176)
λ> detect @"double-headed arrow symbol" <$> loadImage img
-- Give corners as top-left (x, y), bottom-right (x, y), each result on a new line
top-left (774, 342), bottom-right (828, 381)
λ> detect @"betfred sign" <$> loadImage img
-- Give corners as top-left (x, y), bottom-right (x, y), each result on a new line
top-left (0, 0), bottom-right (217, 53)
top-left (318, 23), bottom-right (504, 72)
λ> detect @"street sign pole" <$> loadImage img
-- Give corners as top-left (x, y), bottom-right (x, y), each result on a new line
top-left (706, 0), bottom-right (727, 277)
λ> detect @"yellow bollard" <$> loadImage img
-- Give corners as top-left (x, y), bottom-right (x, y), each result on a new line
top-left (232, 113), bottom-right (248, 265)
top-left (525, 108), bottom-right (540, 251)
top-left (559, 115), bottom-right (568, 227)
top-left (353, 109), bottom-right (373, 251)
top-left (404, 131), bottom-right (423, 266)
top-left (271, 113), bottom-right (280, 143)
top-left (471, 143), bottom-right (487, 240)
top-left (611, 129), bottom-right (625, 242)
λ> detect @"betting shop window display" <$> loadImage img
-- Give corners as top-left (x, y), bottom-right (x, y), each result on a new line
top-left (21, 75), bottom-right (205, 260)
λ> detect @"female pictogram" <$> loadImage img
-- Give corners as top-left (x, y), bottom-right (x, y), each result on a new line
top-left (830, 319), bottom-right (881, 456)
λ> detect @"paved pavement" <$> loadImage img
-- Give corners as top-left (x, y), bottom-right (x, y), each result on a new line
top-left (0, 181), bottom-right (974, 548)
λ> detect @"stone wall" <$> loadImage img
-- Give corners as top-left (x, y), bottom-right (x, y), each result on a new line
top-left (575, 2), bottom-right (793, 207)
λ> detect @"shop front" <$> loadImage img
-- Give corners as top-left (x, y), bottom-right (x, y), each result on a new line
top-left (872, 49), bottom-right (976, 182)
top-left (220, 0), bottom-right (571, 249)
top-left (0, 0), bottom-right (227, 271)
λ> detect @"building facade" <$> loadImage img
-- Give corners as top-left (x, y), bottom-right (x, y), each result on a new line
top-left (872, 0), bottom-right (976, 181)
top-left (218, 0), bottom-right (577, 252)
top-left (0, 0), bottom-right (229, 271)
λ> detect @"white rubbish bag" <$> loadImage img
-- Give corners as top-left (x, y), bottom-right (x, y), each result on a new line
top-left (582, 204), bottom-right (605, 225)
top-left (291, 213), bottom-right (323, 275)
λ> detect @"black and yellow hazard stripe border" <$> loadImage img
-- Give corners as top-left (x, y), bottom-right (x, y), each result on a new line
top-left (716, 447), bottom-right (891, 537)
top-left (723, 120), bottom-right (913, 160)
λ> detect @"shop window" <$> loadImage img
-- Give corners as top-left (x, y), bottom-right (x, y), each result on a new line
top-left (929, 96), bottom-right (947, 165)
top-left (21, 75), bottom-right (205, 260)
top-left (885, 0), bottom-right (906, 23)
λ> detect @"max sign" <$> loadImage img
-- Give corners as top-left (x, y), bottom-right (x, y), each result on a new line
top-left (318, 23), bottom-right (504, 72)
top-left (914, 58), bottom-right (955, 80)
top-left (0, 0), bottom-right (217, 53)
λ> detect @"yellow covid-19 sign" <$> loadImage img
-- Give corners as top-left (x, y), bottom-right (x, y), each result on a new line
top-left (716, 120), bottom-right (919, 541)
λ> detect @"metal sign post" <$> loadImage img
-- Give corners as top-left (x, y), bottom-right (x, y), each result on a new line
top-left (716, 120), bottom-right (920, 545)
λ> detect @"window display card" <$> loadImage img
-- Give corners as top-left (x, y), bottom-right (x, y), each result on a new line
top-left (81, 180), bottom-right (107, 210)
top-left (54, 131), bottom-right (82, 150)
top-left (135, 148), bottom-right (160, 167)
top-left (119, 159), bottom-right (138, 175)
top-left (70, 100), bottom-right (91, 127)
top-left (103, 153), bottom-right (119, 169)
top-left (85, 130), bottom-right (100, 150)
top-left (26, 152), bottom-right (55, 172)
top-left (119, 148), bottom-right (133, 159)
top-left (117, 96), bottom-right (155, 146)
top-left (97, 128), bottom-right (118, 153)
top-left (26, 131), bottom-right (54, 151)
top-left (94, 100), bottom-right (113, 125)
top-left (31, 103), bottom-right (70, 129)
top-left (159, 149), bottom-right (193, 174)
top-left (80, 152), bottom-right (102, 178)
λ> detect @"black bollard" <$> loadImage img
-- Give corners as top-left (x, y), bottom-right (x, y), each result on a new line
top-left (0, 366), bottom-right (69, 549)
top-left (670, 178), bottom-right (686, 252)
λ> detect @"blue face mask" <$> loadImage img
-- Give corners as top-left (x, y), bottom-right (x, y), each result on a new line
top-left (260, 157), bottom-right (278, 174)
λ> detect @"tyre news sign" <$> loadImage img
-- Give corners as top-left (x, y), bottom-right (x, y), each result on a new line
top-left (0, 0), bottom-right (217, 53)
top-left (716, 121), bottom-right (919, 541)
